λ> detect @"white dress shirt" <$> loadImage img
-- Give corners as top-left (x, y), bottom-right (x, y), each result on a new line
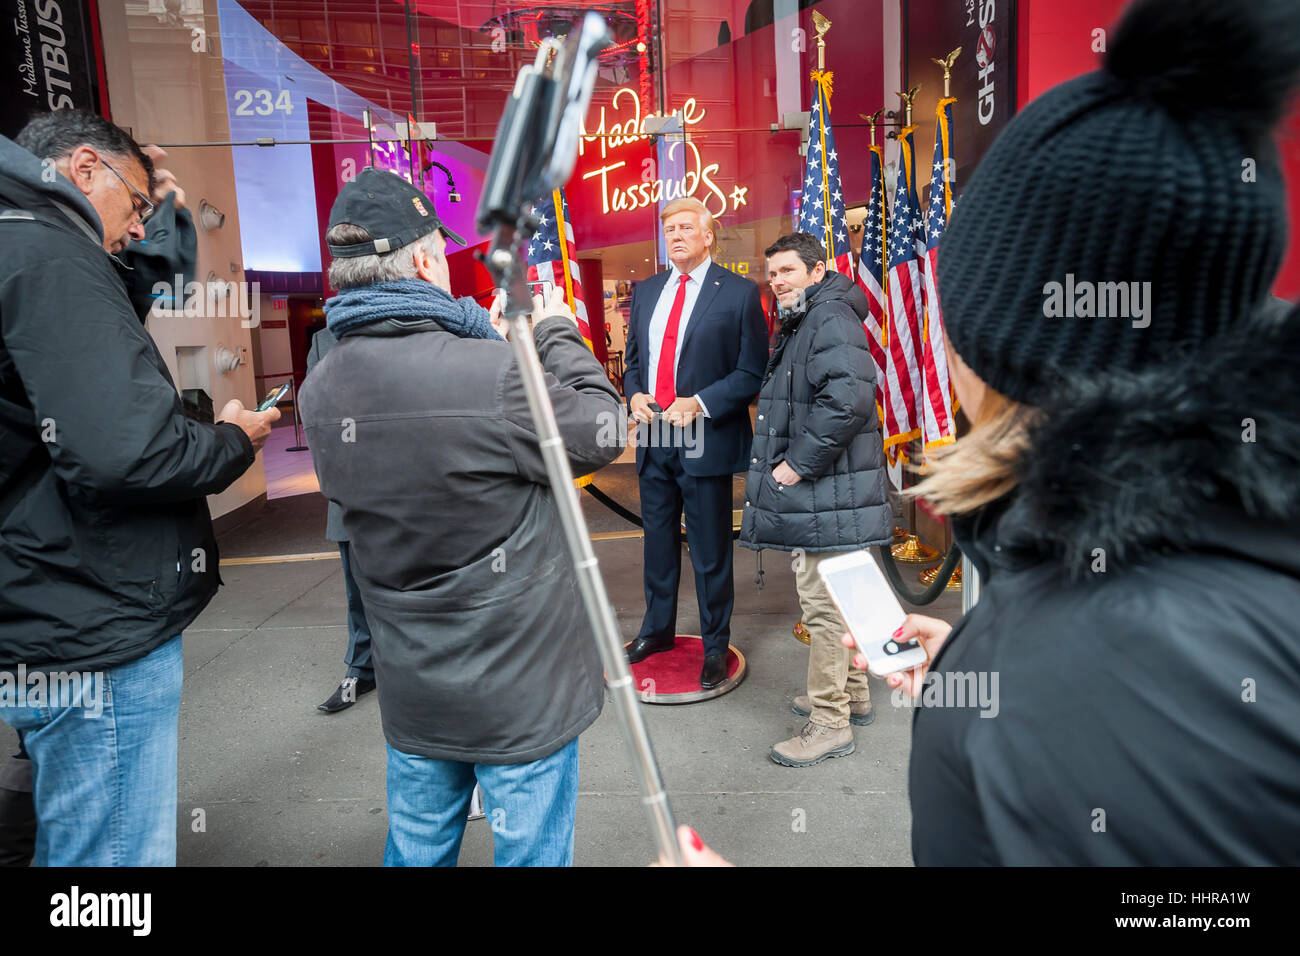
top-left (646, 256), bottom-right (714, 416)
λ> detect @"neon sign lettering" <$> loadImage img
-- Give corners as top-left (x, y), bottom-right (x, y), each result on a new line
top-left (580, 87), bottom-right (750, 219)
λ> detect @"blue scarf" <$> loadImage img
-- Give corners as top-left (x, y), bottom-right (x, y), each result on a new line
top-left (323, 279), bottom-right (502, 341)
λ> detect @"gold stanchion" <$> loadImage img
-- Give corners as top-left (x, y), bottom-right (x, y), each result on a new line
top-left (793, 621), bottom-right (811, 646)
top-left (919, 563), bottom-right (962, 590)
top-left (891, 533), bottom-right (941, 564)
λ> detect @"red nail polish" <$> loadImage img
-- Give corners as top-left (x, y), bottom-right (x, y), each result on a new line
top-left (892, 626), bottom-right (904, 638)
top-left (689, 827), bottom-right (704, 852)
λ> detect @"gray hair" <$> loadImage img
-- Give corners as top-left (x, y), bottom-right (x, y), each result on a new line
top-left (326, 223), bottom-right (442, 290)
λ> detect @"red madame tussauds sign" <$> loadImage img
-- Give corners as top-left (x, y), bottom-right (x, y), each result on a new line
top-left (577, 86), bottom-right (751, 221)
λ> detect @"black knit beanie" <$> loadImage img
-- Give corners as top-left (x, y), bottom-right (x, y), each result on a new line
top-left (938, 0), bottom-right (1300, 406)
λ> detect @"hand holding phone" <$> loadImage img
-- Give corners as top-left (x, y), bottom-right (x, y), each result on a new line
top-left (217, 397), bottom-right (280, 452)
top-left (818, 549), bottom-right (929, 677)
top-left (841, 615), bottom-right (953, 697)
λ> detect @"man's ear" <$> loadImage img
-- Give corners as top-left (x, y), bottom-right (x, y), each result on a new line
top-left (412, 241), bottom-right (439, 283)
top-left (62, 145), bottom-right (99, 196)
top-left (811, 261), bottom-right (827, 283)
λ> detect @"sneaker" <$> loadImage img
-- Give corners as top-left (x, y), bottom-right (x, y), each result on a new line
top-left (769, 721), bottom-right (855, 767)
top-left (792, 694), bottom-right (874, 726)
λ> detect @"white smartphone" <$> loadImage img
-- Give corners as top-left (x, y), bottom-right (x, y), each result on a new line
top-left (818, 549), bottom-right (928, 677)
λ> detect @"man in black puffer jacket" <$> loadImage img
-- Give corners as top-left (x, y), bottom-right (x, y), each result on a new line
top-left (740, 233), bottom-right (892, 767)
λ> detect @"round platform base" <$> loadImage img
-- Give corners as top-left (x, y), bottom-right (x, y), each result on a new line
top-left (622, 635), bottom-right (747, 705)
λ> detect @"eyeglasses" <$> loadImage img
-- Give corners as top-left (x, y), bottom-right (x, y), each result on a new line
top-left (101, 158), bottom-right (156, 224)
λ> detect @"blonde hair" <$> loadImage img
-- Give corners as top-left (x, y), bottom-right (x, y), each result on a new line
top-left (908, 390), bottom-right (1040, 515)
top-left (660, 197), bottom-right (719, 258)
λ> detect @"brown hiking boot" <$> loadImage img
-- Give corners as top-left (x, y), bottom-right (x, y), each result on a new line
top-left (769, 721), bottom-right (855, 767)
top-left (792, 694), bottom-right (874, 726)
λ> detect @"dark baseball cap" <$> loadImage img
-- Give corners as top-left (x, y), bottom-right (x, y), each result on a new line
top-left (327, 166), bottom-right (465, 258)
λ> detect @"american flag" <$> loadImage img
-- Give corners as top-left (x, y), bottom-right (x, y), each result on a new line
top-left (527, 186), bottom-right (596, 487)
top-left (527, 187), bottom-right (593, 350)
top-left (920, 97), bottom-right (958, 450)
top-left (855, 142), bottom-right (890, 432)
top-left (796, 72), bottom-right (853, 275)
top-left (883, 125), bottom-right (925, 462)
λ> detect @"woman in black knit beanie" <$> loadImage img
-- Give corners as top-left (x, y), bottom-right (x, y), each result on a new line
top-left (852, 0), bottom-right (1300, 864)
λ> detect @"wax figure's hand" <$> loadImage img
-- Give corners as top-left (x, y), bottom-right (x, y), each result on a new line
top-left (142, 145), bottom-right (186, 211)
top-left (842, 613), bottom-right (953, 696)
top-left (651, 826), bottom-right (734, 867)
top-left (218, 398), bottom-right (279, 451)
top-left (629, 392), bottom-right (656, 424)
top-left (773, 460), bottom-right (802, 486)
top-left (664, 396), bottom-right (701, 428)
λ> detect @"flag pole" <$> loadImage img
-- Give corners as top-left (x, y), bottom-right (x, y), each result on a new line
top-left (861, 107), bottom-right (885, 148)
top-left (888, 81), bottom-right (941, 565)
top-left (930, 46), bottom-right (962, 100)
top-left (916, 46), bottom-right (967, 590)
top-left (859, 105), bottom-right (901, 539)
top-left (811, 11), bottom-right (834, 270)
top-left (813, 10), bottom-right (831, 71)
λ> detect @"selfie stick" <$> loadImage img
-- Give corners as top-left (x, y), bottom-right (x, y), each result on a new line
top-left (476, 15), bottom-right (682, 866)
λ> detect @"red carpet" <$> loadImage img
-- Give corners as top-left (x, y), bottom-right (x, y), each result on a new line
top-left (626, 635), bottom-right (742, 695)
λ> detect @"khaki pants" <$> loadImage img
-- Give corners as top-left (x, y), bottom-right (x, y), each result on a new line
top-left (796, 551), bottom-right (872, 729)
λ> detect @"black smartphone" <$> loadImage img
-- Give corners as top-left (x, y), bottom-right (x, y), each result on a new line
top-left (256, 383), bottom-right (291, 412)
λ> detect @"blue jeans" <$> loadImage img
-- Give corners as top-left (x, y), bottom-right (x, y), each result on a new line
top-left (0, 635), bottom-right (183, 866)
top-left (384, 738), bottom-right (579, 867)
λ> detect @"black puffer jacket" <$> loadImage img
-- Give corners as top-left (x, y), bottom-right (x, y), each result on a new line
top-left (910, 304), bottom-right (1300, 865)
top-left (739, 271), bottom-right (891, 553)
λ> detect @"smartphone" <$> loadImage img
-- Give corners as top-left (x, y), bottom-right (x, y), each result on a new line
top-left (818, 549), bottom-right (928, 677)
top-left (528, 278), bottom-right (557, 301)
top-left (255, 382), bottom-right (291, 412)
top-left (647, 400), bottom-right (663, 419)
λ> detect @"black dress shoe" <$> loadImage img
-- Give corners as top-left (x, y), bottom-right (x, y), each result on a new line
top-left (626, 636), bottom-right (675, 664)
top-left (700, 653), bottom-right (729, 689)
top-left (317, 676), bottom-right (376, 714)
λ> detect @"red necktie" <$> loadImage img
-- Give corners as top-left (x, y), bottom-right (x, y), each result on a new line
top-left (654, 273), bottom-right (691, 409)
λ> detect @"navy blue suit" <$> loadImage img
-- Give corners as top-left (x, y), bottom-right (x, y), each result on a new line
top-left (623, 262), bottom-right (768, 656)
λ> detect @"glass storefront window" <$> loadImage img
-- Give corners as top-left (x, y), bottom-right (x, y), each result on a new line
top-left (69, 0), bottom-right (892, 387)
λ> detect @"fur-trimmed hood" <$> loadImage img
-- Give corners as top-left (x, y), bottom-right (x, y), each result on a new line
top-left (965, 300), bottom-right (1300, 581)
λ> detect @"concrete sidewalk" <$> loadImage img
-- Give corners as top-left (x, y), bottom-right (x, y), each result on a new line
top-left (1, 487), bottom-right (963, 867)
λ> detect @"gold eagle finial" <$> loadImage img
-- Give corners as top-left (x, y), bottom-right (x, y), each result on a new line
top-left (931, 47), bottom-right (962, 96)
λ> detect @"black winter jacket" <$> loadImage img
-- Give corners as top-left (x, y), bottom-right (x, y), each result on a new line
top-left (300, 314), bottom-right (622, 764)
top-left (910, 304), bottom-right (1300, 865)
top-left (739, 271), bottom-right (891, 553)
top-left (0, 135), bottom-right (254, 672)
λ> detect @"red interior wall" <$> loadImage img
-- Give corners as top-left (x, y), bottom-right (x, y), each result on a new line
top-left (1016, 0), bottom-right (1300, 300)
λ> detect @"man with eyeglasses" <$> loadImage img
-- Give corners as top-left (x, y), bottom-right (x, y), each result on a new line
top-left (0, 110), bottom-right (278, 866)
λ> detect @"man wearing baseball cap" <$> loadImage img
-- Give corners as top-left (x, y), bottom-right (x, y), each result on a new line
top-left (299, 168), bottom-right (621, 866)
